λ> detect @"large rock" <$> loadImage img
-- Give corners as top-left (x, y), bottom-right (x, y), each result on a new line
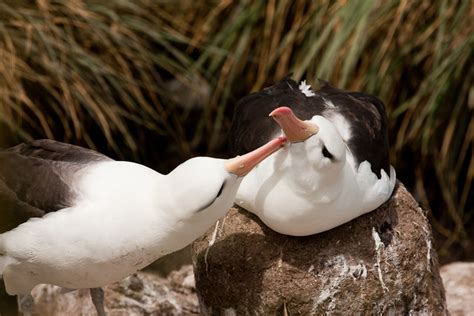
top-left (440, 261), bottom-right (474, 315)
top-left (31, 265), bottom-right (199, 315)
top-left (192, 182), bottom-right (447, 315)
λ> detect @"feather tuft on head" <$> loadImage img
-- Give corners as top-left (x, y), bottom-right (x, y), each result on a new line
top-left (298, 80), bottom-right (315, 97)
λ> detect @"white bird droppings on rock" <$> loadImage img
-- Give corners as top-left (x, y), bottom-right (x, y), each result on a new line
top-left (372, 227), bottom-right (388, 292)
top-left (205, 220), bottom-right (220, 273)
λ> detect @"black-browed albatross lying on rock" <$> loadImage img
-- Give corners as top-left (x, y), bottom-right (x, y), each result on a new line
top-left (0, 137), bottom-right (286, 315)
top-left (230, 78), bottom-right (396, 236)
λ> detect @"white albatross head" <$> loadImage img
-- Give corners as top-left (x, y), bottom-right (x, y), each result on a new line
top-left (163, 135), bottom-right (287, 248)
top-left (234, 106), bottom-right (396, 236)
top-left (269, 106), bottom-right (347, 194)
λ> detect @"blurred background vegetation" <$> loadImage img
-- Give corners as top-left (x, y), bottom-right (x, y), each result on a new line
top-left (0, 0), bottom-right (472, 265)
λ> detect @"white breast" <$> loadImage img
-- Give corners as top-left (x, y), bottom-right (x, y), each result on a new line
top-left (0, 161), bottom-right (183, 294)
top-left (236, 156), bottom-right (396, 236)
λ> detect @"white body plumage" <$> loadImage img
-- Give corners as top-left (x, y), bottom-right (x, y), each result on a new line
top-left (236, 114), bottom-right (396, 236)
top-left (0, 135), bottom-right (286, 300)
top-left (0, 159), bottom-right (239, 294)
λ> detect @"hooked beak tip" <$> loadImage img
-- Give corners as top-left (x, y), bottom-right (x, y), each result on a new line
top-left (269, 106), bottom-right (319, 143)
top-left (269, 106), bottom-right (293, 118)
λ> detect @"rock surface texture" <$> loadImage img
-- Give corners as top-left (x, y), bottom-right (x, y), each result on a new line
top-left (440, 261), bottom-right (474, 315)
top-left (192, 182), bottom-right (447, 315)
top-left (31, 265), bottom-right (199, 315)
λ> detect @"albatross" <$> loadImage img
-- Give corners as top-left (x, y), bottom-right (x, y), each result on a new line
top-left (0, 136), bottom-right (286, 315)
top-left (230, 78), bottom-right (396, 236)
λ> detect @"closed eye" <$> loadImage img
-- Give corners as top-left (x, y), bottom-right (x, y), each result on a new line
top-left (322, 146), bottom-right (334, 160)
top-left (195, 180), bottom-right (226, 213)
top-left (216, 181), bottom-right (226, 198)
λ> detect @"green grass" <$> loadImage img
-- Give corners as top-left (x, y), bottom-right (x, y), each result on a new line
top-left (0, 0), bottom-right (472, 260)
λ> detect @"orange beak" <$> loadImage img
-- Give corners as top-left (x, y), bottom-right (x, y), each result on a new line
top-left (225, 135), bottom-right (287, 177)
top-left (269, 106), bottom-right (318, 143)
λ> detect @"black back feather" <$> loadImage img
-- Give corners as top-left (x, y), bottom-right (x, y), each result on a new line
top-left (0, 139), bottom-right (112, 233)
top-left (229, 78), bottom-right (390, 177)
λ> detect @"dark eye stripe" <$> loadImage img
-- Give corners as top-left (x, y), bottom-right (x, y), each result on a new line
top-left (216, 181), bottom-right (225, 198)
top-left (196, 181), bottom-right (226, 213)
top-left (322, 146), bottom-right (334, 160)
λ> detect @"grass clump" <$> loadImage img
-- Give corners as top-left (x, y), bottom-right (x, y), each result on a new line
top-left (0, 0), bottom-right (472, 260)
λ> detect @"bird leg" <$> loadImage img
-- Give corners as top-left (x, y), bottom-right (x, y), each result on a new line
top-left (17, 293), bottom-right (34, 316)
top-left (90, 287), bottom-right (106, 316)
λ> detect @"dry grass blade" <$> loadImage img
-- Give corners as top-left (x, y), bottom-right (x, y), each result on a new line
top-left (0, 0), bottom-right (196, 155)
top-left (0, 0), bottom-right (472, 260)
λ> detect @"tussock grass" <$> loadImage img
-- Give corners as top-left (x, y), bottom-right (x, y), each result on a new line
top-left (0, 0), bottom-right (201, 157)
top-left (0, 0), bottom-right (472, 258)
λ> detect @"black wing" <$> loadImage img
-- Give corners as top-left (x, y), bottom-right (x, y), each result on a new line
top-left (0, 139), bottom-right (113, 233)
top-left (229, 78), bottom-right (390, 177)
top-left (229, 78), bottom-right (326, 155)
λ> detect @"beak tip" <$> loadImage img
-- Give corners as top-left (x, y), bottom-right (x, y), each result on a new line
top-left (269, 107), bottom-right (318, 143)
top-left (269, 106), bottom-right (293, 118)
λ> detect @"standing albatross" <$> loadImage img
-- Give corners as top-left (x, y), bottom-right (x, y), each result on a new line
top-left (230, 78), bottom-right (396, 236)
top-left (0, 136), bottom-right (286, 315)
